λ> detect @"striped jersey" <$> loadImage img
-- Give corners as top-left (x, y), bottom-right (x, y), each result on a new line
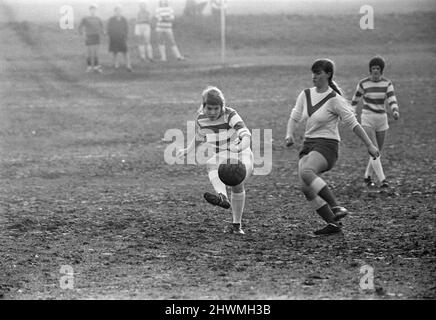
top-left (155, 6), bottom-right (175, 29)
top-left (290, 87), bottom-right (359, 141)
top-left (351, 77), bottom-right (399, 114)
top-left (196, 106), bottom-right (251, 153)
top-left (78, 16), bottom-right (104, 36)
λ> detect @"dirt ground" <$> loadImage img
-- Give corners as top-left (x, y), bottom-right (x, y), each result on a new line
top-left (0, 6), bottom-right (435, 300)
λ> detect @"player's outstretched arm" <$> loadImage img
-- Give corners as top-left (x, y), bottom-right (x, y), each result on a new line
top-left (352, 124), bottom-right (380, 159)
top-left (285, 117), bottom-right (298, 147)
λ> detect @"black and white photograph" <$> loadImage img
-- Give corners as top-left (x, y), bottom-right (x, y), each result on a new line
top-left (0, 0), bottom-right (435, 306)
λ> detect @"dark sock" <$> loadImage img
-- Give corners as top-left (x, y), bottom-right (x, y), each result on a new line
top-left (317, 186), bottom-right (338, 208)
top-left (315, 204), bottom-right (336, 224)
top-left (87, 57), bottom-right (92, 66)
top-left (94, 57), bottom-right (99, 66)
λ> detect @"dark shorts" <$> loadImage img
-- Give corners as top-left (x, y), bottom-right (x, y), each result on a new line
top-left (109, 36), bottom-right (127, 53)
top-left (299, 138), bottom-right (339, 172)
top-left (85, 34), bottom-right (100, 46)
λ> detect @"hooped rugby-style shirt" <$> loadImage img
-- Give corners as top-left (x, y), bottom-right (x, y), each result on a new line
top-left (351, 77), bottom-right (399, 114)
top-left (155, 5), bottom-right (175, 29)
top-left (290, 88), bottom-right (359, 141)
top-left (195, 106), bottom-right (251, 153)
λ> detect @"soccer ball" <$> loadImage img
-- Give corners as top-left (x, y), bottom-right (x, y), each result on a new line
top-left (218, 159), bottom-right (247, 186)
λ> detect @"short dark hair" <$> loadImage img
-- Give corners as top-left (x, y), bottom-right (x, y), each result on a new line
top-left (369, 56), bottom-right (385, 73)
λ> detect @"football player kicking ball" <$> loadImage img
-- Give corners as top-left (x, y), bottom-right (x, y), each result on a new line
top-left (177, 86), bottom-right (254, 235)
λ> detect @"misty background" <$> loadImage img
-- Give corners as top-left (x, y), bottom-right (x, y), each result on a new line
top-left (2, 0), bottom-right (436, 23)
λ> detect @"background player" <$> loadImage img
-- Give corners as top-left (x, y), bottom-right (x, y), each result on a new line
top-left (155, 0), bottom-right (185, 61)
top-left (135, 1), bottom-right (154, 62)
top-left (351, 56), bottom-right (400, 188)
top-left (78, 4), bottom-right (104, 73)
top-left (107, 5), bottom-right (132, 71)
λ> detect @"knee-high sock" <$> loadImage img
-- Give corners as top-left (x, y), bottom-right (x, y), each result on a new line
top-left (310, 197), bottom-right (335, 223)
top-left (93, 57), bottom-right (99, 67)
top-left (364, 158), bottom-right (374, 179)
top-left (158, 45), bottom-right (167, 61)
top-left (310, 177), bottom-right (338, 208)
top-left (208, 170), bottom-right (227, 198)
top-left (87, 57), bottom-right (92, 66)
top-left (171, 45), bottom-right (182, 59)
top-left (231, 191), bottom-right (245, 224)
top-left (146, 44), bottom-right (154, 59)
top-left (139, 45), bottom-right (146, 59)
top-left (370, 156), bottom-right (386, 182)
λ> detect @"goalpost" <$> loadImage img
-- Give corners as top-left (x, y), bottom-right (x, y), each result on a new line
top-left (211, 0), bottom-right (227, 65)
top-left (220, 0), bottom-right (226, 65)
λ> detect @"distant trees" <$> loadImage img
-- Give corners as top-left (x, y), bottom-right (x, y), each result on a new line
top-left (183, 0), bottom-right (208, 19)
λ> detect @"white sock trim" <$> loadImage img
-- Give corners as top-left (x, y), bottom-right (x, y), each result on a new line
top-left (231, 191), bottom-right (245, 224)
top-left (208, 170), bottom-right (227, 196)
top-left (231, 191), bottom-right (245, 200)
top-left (370, 156), bottom-right (386, 182)
top-left (310, 177), bottom-right (327, 194)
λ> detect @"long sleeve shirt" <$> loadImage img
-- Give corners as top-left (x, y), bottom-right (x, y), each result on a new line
top-left (351, 77), bottom-right (399, 114)
top-left (78, 16), bottom-right (104, 36)
top-left (155, 6), bottom-right (175, 29)
top-left (107, 16), bottom-right (128, 39)
top-left (196, 106), bottom-right (251, 153)
top-left (290, 87), bottom-right (359, 141)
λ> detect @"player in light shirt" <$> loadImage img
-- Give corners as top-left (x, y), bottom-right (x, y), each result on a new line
top-left (286, 59), bottom-right (379, 236)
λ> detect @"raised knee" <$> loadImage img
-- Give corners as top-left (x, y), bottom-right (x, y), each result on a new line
top-left (299, 168), bottom-right (315, 185)
top-left (300, 184), bottom-right (313, 200)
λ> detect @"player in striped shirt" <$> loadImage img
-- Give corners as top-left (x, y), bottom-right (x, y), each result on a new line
top-left (351, 56), bottom-right (400, 188)
top-left (155, 0), bottom-right (185, 61)
top-left (177, 86), bottom-right (253, 235)
top-left (286, 59), bottom-right (379, 235)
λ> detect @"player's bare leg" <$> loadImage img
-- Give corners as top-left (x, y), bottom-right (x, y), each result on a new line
top-left (299, 153), bottom-right (343, 235)
top-left (203, 164), bottom-right (230, 209)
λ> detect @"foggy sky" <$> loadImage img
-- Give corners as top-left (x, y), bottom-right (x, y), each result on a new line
top-left (2, 0), bottom-right (435, 23)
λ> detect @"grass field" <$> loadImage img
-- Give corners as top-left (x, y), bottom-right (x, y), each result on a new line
top-left (0, 5), bottom-right (435, 300)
